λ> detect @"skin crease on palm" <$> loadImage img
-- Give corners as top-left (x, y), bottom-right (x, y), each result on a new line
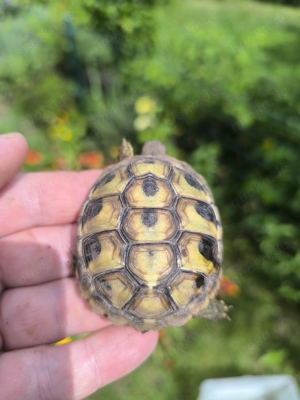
top-left (0, 133), bottom-right (158, 400)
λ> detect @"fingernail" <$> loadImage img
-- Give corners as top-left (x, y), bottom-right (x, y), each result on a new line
top-left (0, 132), bottom-right (21, 140)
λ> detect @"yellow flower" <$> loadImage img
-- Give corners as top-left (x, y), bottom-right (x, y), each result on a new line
top-left (135, 96), bottom-right (156, 115)
top-left (52, 122), bottom-right (64, 132)
top-left (60, 127), bottom-right (73, 142)
top-left (48, 125), bottom-right (73, 142)
top-left (54, 337), bottom-right (72, 345)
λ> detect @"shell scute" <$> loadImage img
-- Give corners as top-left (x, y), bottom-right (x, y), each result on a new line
top-left (123, 208), bottom-right (177, 242)
top-left (176, 197), bottom-right (218, 237)
top-left (171, 168), bottom-right (211, 202)
top-left (168, 271), bottom-right (206, 309)
top-left (94, 271), bottom-right (137, 309)
top-left (127, 288), bottom-right (174, 319)
top-left (80, 196), bottom-right (123, 236)
top-left (131, 158), bottom-right (171, 178)
top-left (82, 231), bottom-right (125, 274)
top-left (92, 166), bottom-right (131, 198)
top-left (128, 243), bottom-right (175, 286)
top-left (125, 176), bottom-right (174, 208)
top-left (178, 232), bottom-right (220, 275)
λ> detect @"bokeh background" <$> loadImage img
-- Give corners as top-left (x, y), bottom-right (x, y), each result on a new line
top-left (1, 0), bottom-right (300, 398)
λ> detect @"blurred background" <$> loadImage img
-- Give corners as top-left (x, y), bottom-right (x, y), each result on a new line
top-left (1, 0), bottom-right (300, 398)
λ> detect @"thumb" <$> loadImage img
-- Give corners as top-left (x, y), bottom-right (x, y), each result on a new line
top-left (0, 133), bottom-right (28, 189)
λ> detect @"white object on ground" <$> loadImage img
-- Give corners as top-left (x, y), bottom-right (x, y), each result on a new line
top-left (198, 375), bottom-right (300, 400)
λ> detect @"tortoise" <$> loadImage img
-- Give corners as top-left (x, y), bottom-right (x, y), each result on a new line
top-left (74, 140), bottom-right (229, 331)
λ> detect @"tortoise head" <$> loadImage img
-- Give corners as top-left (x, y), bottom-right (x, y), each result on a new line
top-left (142, 141), bottom-right (166, 156)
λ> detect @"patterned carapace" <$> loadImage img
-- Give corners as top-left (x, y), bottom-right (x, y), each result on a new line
top-left (75, 140), bottom-right (228, 331)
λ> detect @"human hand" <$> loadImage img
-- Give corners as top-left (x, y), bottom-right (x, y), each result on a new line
top-left (0, 133), bottom-right (158, 399)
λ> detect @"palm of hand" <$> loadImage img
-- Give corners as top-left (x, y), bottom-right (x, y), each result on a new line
top-left (0, 133), bottom-right (158, 400)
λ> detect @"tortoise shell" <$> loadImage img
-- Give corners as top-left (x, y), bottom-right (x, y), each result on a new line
top-left (75, 140), bottom-right (228, 331)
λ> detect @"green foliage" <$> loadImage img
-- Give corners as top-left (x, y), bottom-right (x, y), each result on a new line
top-left (256, 0), bottom-right (299, 6)
top-left (1, 0), bottom-right (300, 399)
top-left (0, 0), bottom-right (169, 164)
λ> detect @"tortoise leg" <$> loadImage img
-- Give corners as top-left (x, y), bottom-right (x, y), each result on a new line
top-left (198, 299), bottom-right (231, 321)
top-left (118, 138), bottom-right (134, 161)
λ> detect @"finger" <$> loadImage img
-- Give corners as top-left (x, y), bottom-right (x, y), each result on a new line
top-left (0, 224), bottom-right (77, 288)
top-left (0, 133), bottom-right (28, 189)
top-left (0, 169), bottom-right (102, 238)
top-left (0, 326), bottom-right (158, 400)
top-left (1, 278), bottom-right (111, 350)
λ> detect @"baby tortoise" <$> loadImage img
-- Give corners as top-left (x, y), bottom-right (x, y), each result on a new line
top-left (74, 140), bottom-right (229, 331)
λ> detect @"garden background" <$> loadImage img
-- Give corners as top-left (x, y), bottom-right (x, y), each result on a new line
top-left (0, 0), bottom-right (300, 398)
